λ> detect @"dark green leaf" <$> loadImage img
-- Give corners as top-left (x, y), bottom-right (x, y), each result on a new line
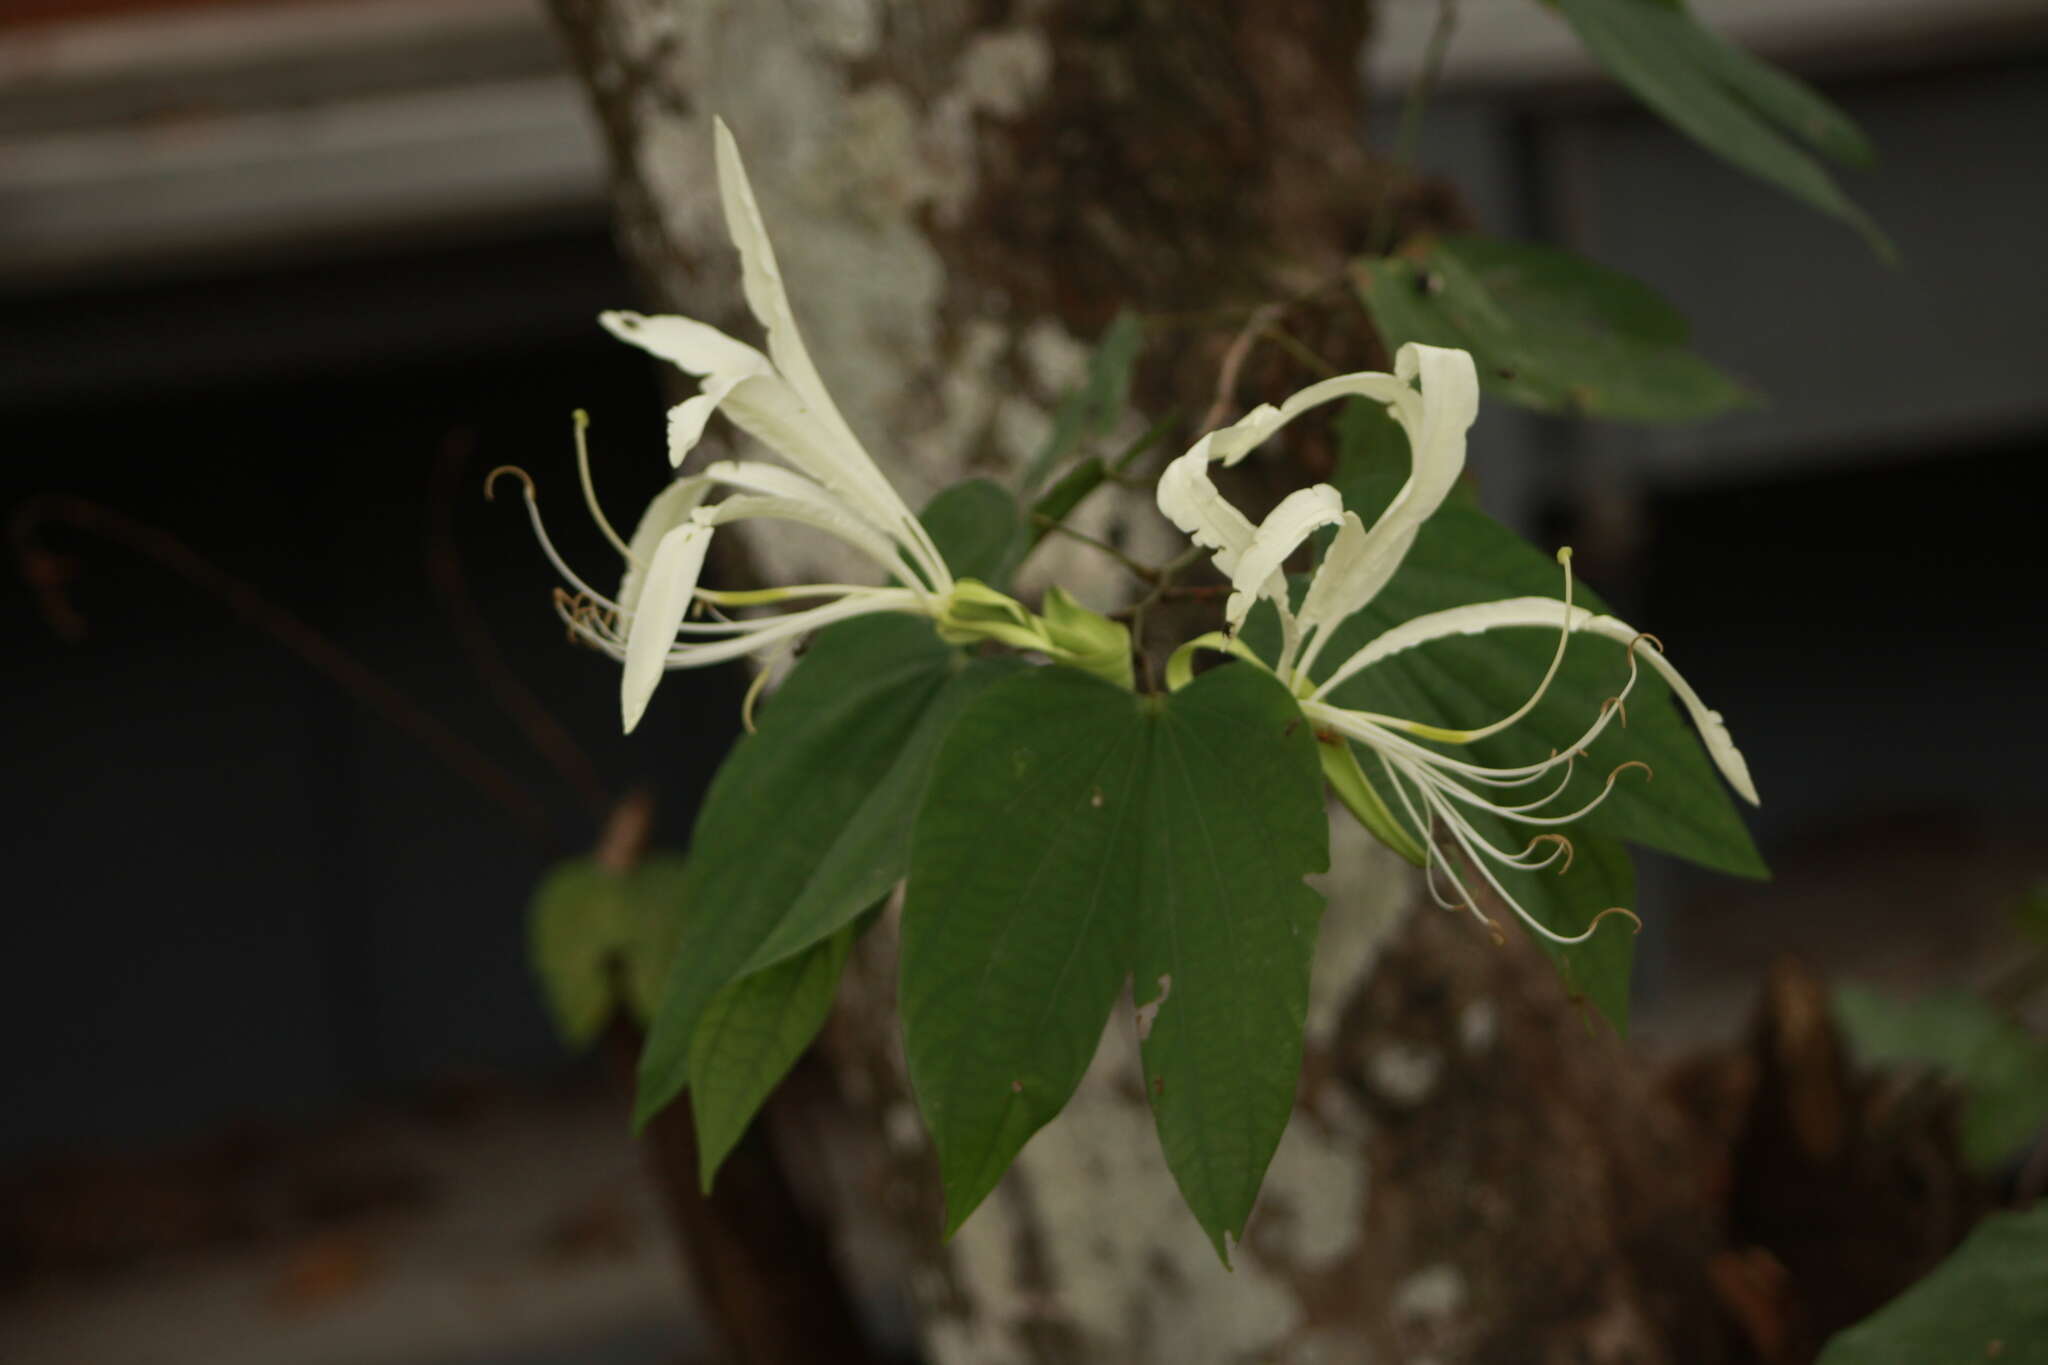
top-left (738, 653), bottom-right (1024, 974)
top-left (919, 478), bottom-right (1028, 588)
top-left (1834, 985), bottom-right (2048, 1172)
top-left (901, 664), bottom-right (1327, 1261)
top-left (635, 614), bottom-right (958, 1128)
top-left (1132, 665), bottom-right (1329, 1261)
top-left (1354, 236), bottom-right (1755, 422)
top-left (689, 925), bottom-right (854, 1189)
top-left (1816, 1205), bottom-right (2048, 1364)
top-left (1554, 0), bottom-right (1889, 256)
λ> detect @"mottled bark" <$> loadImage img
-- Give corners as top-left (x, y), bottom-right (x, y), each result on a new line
top-left (546, 3), bottom-right (1737, 1361)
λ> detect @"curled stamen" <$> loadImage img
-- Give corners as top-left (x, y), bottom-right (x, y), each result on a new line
top-left (1583, 906), bottom-right (1642, 936)
top-left (1611, 759), bottom-right (1652, 786)
top-left (485, 465), bottom-right (535, 501)
top-left (739, 654), bottom-right (776, 734)
top-left (1520, 832), bottom-right (1576, 874)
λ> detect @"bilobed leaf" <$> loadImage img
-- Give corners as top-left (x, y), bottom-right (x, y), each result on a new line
top-left (635, 613), bottom-right (957, 1128)
top-left (529, 852), bottom-right (697, 1046)
top-left (528, 859), bottom-right (632, 1047)
top-left (622, 853), bottom-right (692, 1023)
top-left (1354, 236), bottom-right (1754, 422)
top-left (901, 663), bottom-right (1327, 1261)
top-left (1834, 985), bottom-right (2048, 1172)
top-left (1553, 0), bottom-right (1888, 256)
top-left (1816, 1205), bottom-right (2048, 1364)
top-left (688, 925), bottom-right (854, 1188)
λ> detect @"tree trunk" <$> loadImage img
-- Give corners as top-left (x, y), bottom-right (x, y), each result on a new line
top-left (545, 3), bottom-right (1736, 1360)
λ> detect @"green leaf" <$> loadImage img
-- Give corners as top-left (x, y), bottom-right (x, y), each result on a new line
top-left (1354, 236), bottom-right (1755, 422)
top-left (1463, 810), bottom-right (1638, 1032)
top-left (688, 925), bottom-right (854, 1189)
top-left (529, 859), bottom-right (632, 1047)
top-left (737, 652), bottom-right (1024, 974)
top-left (635, 614), bottom-right (958, 1128)
top-left (1816, 1205), bottom-right (2048, 1364)
top-left (1834, 985), bottom-right (2048, 1172)
top-left (902, 664), bottom-right (1327, 1261)
top-left (1021, 309), bottom-right (1145, 493)
top-left (528, 852), bottom-right (694, 1045)
top-left (634, 481), bottom-right (1035, 1138)
top-left (918, 478), bottom-right (1028, 588)
top-left (1132, 666), bottom-right (1330, 1262)
top-left (622, 853), bottom-right (693, 1023)
top-left (1553, 0), bottom-right (1889, 257)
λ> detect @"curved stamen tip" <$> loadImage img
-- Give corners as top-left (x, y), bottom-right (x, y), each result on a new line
top-left (739, 657), bottom-right (775, 734)
top-left (1585, 905), bottom-right (1643, 937)
top-left (1629, 631), bottom-right (1666, 656)
top-left (485, 464), bottom-right (536, 502)
top-left (1602, 694), bottom-right (1631, 729)
top-left (1524, 832), bottom-right (1576, 874)
top-left (1611, 759), bottom-right (1653, 785)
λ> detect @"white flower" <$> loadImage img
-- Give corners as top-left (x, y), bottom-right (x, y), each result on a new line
top-left (505, 119), bottom-right (959, 732)
top-left (1157, 342), bottom-right (1759, 946)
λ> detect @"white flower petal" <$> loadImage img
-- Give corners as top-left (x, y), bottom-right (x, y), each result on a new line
top-left (621, 518), bottom-right (714, 733)
top-left (711, 120), bottom-right (846, 442)
top-left (1315, 595), bottom-right (1759, 806)
top-left (618, 475), bottom-right (713, 618)
top-left (706, 492), bottom-right (908, 580)
top-left (711, 122), bottom-right (940, 571)
top-left (1157, 447), bottom-right (1259, 576)
top-left (1225, 484), bottom-right (1345, 628)
top-left (600, 310), bottom-right (768, 380)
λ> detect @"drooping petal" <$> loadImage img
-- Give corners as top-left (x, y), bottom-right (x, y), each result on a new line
top-left (621, 517), bottom-right (714, 733)
top-left (1157, 447), bottom-right (1258, 576)
top-left (618, 475), bottom-right (714, 618)
top-left (1225, 484), bottom-right (1345, 628)
top-left (1313, 595), bottom-right (1759, 806)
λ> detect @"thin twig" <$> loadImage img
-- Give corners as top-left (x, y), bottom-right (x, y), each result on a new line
top-left (11, 492), bottom-right (558, 846)
top-left (1200, 302), bottom-right (1287, 434)
top-left (1030, 514), bottom-right (1157, 584)
top-left (428, 430), bottom-right (613, 821)
top-left (1369, 0), bottom-right (1460, 257)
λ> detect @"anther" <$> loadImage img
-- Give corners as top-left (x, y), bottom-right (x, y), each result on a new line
top-left (1583, 906), bottom-right (1643, 937)
top-left (485, 465), bottom-right (536, 501)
